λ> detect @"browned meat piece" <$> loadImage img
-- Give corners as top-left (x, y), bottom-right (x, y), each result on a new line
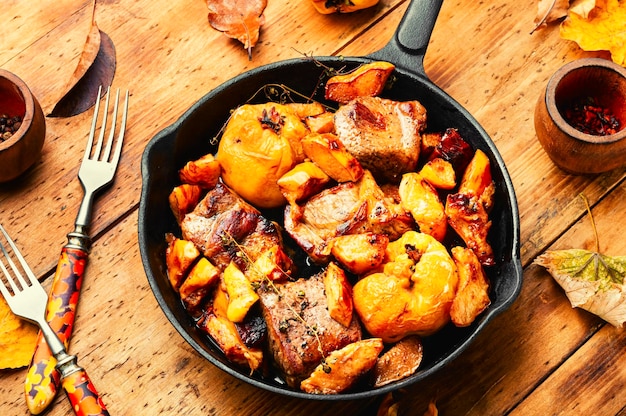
top-left (284, 170), bottom-right (413, 263)
top-left (258, 270), bottom-right (362, 387)
top-left (334, 96), bottom-right (427, 183)
top-left (445, 193), bottom-right (494, 266)
top-left (181, 182), bottom-right (287, 272)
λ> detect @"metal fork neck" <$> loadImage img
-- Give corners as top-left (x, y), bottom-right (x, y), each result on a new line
top-left (65, 229), bottom-right (92, 253)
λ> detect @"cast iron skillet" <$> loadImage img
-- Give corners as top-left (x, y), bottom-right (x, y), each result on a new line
top-left (138, 0), bottom-right (522, 400)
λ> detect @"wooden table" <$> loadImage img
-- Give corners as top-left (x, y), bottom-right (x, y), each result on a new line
top-left (2, 0), bottom-right (626, 414)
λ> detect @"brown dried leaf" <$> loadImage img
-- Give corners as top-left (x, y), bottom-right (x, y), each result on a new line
top-left (49, 3), bottom-right (116, 117)
top-left (533, 0), bottom-right (571, 32)
top-left (535, 249), bottom-right (626, 327)
top-left (207, 0), bottom-right (267, 56)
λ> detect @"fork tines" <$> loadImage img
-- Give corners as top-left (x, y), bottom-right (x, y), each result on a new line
top-left (85, 86), bottom-right (129, 164)
top-left (0, 224), bottom-right (37, 298)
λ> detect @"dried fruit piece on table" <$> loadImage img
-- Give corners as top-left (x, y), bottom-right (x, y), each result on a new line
top-left (49, 1), bottom-right (115, 117)
top-left (560, 0), bottom-right (626, 66)
top-left (207, 0), bottom-right (267, 57)
top-left (0, 296), bottom-right (38, 369)
top-left (535, 249), bottom-right (626, 328)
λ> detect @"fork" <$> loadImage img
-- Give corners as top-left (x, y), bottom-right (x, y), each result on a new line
top-left (0, 225), bottom-right (110, 416)
top-left (24, 86), bottom-right (128, 414)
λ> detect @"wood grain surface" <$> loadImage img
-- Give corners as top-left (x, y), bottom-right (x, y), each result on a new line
top-left (1, 0), bottom-right (626, 415)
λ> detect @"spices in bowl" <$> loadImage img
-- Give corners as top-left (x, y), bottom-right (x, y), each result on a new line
top-left (0, 115), bottom-right (24, 141)
top-left (534, 58), bottom-right (626, 174)
top-left (0, 69), bottom-right (46, 182)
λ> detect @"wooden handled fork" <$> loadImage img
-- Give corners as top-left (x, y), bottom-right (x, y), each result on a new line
top-left (0, 224), bottom-right (109, 416)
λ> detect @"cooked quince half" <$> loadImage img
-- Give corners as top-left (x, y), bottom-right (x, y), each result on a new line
top-left (165, 234), bottom-right (200, 291)
top-left (300, 338), bottom-right (384, 394)
top-left (178, 153), bottom-right (221, 189)
top-left (217, 103), bottom-right (311, 208)
top-left (399, 172), bottom-right (447, 242)
top-left (301, 133), bottom-right (364, 183)
top-left (329, 232), bottom-right (388, 275)
top-left (323, 262), bottom-right (354, 327)
top-left (325, 61), bottom-right (394, 103)
top-left (277, 161), bottom-right (331, 205)
top-left (353, 231), bottom-right (459, 342)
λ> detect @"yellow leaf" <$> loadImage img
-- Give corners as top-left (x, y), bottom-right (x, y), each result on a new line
top-left (0, 296), bottom-right (38, 369)
top-left (560, 0), bottom-right (626, 65)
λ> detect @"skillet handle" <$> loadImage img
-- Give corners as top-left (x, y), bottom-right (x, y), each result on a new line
top-left (369, 0), bottom-right (444, 74)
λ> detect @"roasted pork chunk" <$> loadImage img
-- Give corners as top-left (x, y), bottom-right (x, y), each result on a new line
top-left (181, 182), bottom-right (288, 272)
top-left (334, 96), bottom-right (427, 183)
top-left (258, 270), bottom-right (362, 387)
top-left (284, 170), bottom-right (413, 263)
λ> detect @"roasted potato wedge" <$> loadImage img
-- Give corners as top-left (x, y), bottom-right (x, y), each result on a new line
top-left (179, 257), bottom-right (221, 313)
top-left (325, 61), bottom-right (394, 103)
top-left (277, 161), bottom-right (331, 204)
top-left (458, 149), bottom-right (496, 212)
top-left (301, 133), bottom-right (364, 183)
top-left (305, 111), bottom-right (335, 134)
top-left (399, 172), bottom-right (447, 242)
top-left (198, 285), bottom-right (263, 372)
top-left (169, 184), bottom-right (202, 224)
top-left (179, 153), bottom-right (221, 189)
top-left (329, 232), bottom-right (388, 275)
top-left (223, 261), bottom-right (260, 323)
top-left (450, 246), bottom-right (491, 327)
top-left (372, 336), bottom-right (423, 387)
top-left (323, 262), bottom-right (354, 327)
top-left (419, 157), bottom-right (456, 190)
top-left (300, 338), bottom-right (384, 394)
top-left (445, 193), bottom-right (494, 266)
top-left (165, 234), bottom-right (200, 291)
top-left (248, 246), bottom-right (293, 283)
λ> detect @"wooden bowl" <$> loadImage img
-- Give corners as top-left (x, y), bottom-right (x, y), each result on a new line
top-left (534, 58), bottom-right (626, 174)
top-left (0, 69), bottom-right (45, 182)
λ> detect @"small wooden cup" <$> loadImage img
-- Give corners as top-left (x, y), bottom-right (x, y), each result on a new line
top-left (0, 69), bottom-right (46, 182)
top-left (534, 58), bottom-right (626, 174)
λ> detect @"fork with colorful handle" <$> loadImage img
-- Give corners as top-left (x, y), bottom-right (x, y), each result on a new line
top-left (25, 87), bottom-right (128, 414)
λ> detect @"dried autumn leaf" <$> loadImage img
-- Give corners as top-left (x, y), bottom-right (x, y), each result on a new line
top-left (207, 0), bottom-right (267, 57)
top-left (0, 296), bottom-right (38, 369)
top-left (560, 0), bottom-right (626, 66)
top-left (535, 249), bottom-right (626, 328)
top-left (49, 2), bottom-right (116, 117)
top-left (533, 0), bottom-right (571, 32)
